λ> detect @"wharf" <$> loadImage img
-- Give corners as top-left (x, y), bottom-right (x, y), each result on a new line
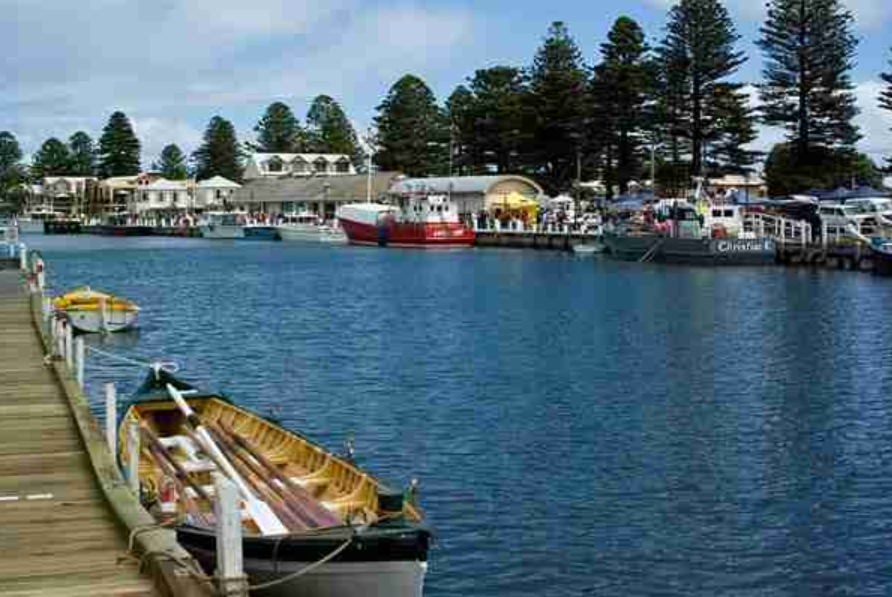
top-left (0, 270), bottom-right (155, 595)
top-left (0, 268), bottom-right (213, 597)
top-left (474, 230), bottom-right (598, 251)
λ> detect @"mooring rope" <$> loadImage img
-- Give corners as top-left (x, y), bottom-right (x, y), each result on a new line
top-left (84, 344), bottom-right (179, 373)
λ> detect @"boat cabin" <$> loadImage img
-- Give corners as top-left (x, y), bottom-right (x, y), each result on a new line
top-left (703, 204), bottom-right (755, 239)
top-left (395, 194), bottom-right (461, 224)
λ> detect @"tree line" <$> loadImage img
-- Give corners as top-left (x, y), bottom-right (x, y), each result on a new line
top-left (4, 0), bottom-right (892, 203)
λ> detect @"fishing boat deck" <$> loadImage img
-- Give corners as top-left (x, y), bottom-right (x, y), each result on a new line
top-left (0, 270), bottom-right (157, 596)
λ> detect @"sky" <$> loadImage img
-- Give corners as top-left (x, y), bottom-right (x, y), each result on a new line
top-left (3, 0), bottom-right (892, 167)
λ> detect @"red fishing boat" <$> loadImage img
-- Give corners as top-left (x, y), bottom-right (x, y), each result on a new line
top-left (336, 194), bottom-right (474, 248)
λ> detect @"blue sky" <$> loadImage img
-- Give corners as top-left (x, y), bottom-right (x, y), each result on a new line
top-left (3, 0), bottom-right (892, 166)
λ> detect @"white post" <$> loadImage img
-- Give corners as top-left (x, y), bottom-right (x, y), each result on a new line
top-left (105, 383), bottom-right (117, 457)
top-left (822, 222), bottom-right (828, 249)
top-left (127, 419), bottom-right (140, 495)
top-left (37, 259), bottom-right (45, 292)
top-left (214, 474), bottom-right (246, 597)
top-left (74, 337), bottom-right (85, 389)
top-left (64, 322), bottom-right (74, 370)
top-left (18, 243), bottom-right (27, 271)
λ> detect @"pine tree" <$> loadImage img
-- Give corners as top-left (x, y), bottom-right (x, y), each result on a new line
top-left (446, 85), bottom-right (477, 175)
top-left (708, 87), bottom-right (761, 174)
top-left (192, 116), bottom-right (243, 182)
top-left (252, 102), bottom-right (301, 153)
top-left (304, 95), bottom-right (364, 166)
top-left (158, 144), bottom-right (188, 180)
top-left (0, 131), bottom-right (22, 177)
top-left (68, 131), bottom-right (97, 177)
top-left (878, 50), bottom-right (892, 168)
top-left (373, 75), bottom-right (448, 176)
top-left (448, 67), bottom-right (528, 175)
top-left (98, 111), bottom-right (141, 177)
top-left (590, 17), bottom-right (653, 197)
top-left (32, 138), bottom-right (72, 178)
top-left (526, 22), bottom-right (588, 193)
top-left (656, 0), bottom-right (746, 178)
top-left (759, 0), bottom-right (860, 163)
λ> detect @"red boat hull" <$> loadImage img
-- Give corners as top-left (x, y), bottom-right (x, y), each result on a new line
top-left (339, 218), bottom-right (475, 248)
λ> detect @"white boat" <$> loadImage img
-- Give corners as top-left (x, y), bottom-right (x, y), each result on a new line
top-left (16, 205), bottom-right (65, 234)
top-left (53, 287), bottom-right (139, 333)
top-left (199, 212), bottom-right (279, 240)
top-left (572, 242), bottom-right (606, 255)
top-left (276, 212), bottom-right (347, 244)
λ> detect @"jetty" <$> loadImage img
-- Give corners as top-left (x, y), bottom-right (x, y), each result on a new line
top-left (0, 259), bottom-right (214, 596)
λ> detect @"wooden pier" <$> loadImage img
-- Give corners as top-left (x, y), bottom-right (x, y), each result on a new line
top-left (0, 265), bottom-right (214, 597)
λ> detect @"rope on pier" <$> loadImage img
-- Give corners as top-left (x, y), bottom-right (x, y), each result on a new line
top-left (84, 345), bottom-right (179, 373)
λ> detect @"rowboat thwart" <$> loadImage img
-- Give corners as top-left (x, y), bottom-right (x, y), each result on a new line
top-left (119, 370), bottom-right (431, 597)
top-left (53, 286), bottom-right (140, 333)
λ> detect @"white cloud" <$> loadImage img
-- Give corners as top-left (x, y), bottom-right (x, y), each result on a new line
top-left (640, 0), bottom-right (890, 30)
top-left (1, 1), bottom-right (475, 161)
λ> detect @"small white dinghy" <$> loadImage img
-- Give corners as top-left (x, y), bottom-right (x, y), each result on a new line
top-left (53, 286), bottom-right (140, 333)
top-left (572, 242), bottom-right (606, 256)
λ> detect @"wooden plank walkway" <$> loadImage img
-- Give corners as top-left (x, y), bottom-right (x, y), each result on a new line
top-left (0, 270), bottom-right (157, 596)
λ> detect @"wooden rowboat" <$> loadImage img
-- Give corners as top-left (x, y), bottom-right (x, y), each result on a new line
top-left (53, 286), bottom-right (139, 333)
top-left (119, 369), bottom-right (431, 597)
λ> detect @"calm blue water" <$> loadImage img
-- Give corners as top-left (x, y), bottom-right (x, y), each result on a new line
top-left (26, 234), bottom-right (892, 597)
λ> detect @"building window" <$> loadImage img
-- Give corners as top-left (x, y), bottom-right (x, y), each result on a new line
top-left (267, 157), bottom-right (284, 172)
top-left (335, 158), bottom-right (351, 173)
top-left (313, 158), bottom-right (328, 173)
top-left (292, 158), bottom-right (308, 174)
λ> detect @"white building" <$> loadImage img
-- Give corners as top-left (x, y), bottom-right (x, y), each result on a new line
top-left (39, 176), bottom-right (96, 215)
top-left (136, 179), bottom-right (192, 213)
top-left (243, 153), bottom-right (355, 180)
top-left (195, 176), bottom-right (241, 210)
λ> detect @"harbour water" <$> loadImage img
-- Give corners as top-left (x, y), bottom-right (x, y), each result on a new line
top-left (28, 235), bottom-right (892, 596)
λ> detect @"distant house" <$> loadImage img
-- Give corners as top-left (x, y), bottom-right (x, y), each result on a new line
top-left (195, 176), bottom-right (241, 210)
top-left (707, 174), bottom-right (767, 198)
top-left (136, 179), bottom-right (192, 213)
top-left (388, 176), bottom-right (544, 216)
top-left (36, 177), bottom-right (97, 215)
top-left (85, 173), bottom-right (160, 215)
top-left (243, 153), bottom-right (355, 180)
top-left (232, 173), bottom-right (401, 220)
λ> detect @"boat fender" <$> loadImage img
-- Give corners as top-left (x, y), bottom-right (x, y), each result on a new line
top-left (378, 485), bottom-right (405, 515)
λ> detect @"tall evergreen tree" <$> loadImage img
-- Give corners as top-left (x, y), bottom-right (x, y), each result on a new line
top-left (0, 131), bottom-right (22, 177)
top-left (446, 85), bottom-right (477, 175)
top-left (590, 17), bottom-right (653, 197)
top-left (656, 0), bottom-right (746, 178)
top-left (32, 138), bottom-right (72, 178)
top-left (98, 111), bottom-right (141, 177)
top-left (878, 50), bottom-right (892, 168)
top-left (68, 131), bottom-right (97, 177)
top-left (251, 102), bottom-right (301, 153)
top-left (304, 95), bottom-right (364, 166)
top-left (0, 131), bottom-right (24, 205)
top-left (526, 21), bottom-right (588, 193)
top-left (708, 87), bottom-right (761, 173)
top-left (758, 0), bottom-right (860, 162)
top-left (374, 74), bottom-right (448, 176)
top-left (448, 67), bottom-right (528, 175)
top-left (158, 144), bottom-right (188, 180)
top-left (193, 116), bottom-right (243, 182)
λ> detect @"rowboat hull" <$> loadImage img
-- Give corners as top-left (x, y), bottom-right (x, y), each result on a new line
top-left (120, 371), bottom-right (431, 597)
top-left (53, 287), bottom-right (139, 333)
top-left (64, 308), bottom-right (138, 333)
top-left (180, 526), bottom-right (428, 597)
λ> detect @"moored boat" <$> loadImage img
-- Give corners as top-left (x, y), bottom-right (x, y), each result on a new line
top-left (53, 286), bottom-right (140, 333)
top-left (200, 212), bottom-right (279, 241)
top-left (337, 194), bottom-right (474, 249)
top-left (119, 370), bottom-right (431, 597)
top-left (870, 239), bottom-right (892, 276)
top-left (276, 212), bottom-right (348, 244)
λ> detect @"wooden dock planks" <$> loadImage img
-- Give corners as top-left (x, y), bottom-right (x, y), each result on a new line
top-left (0, 271), bottom-right (156, 597)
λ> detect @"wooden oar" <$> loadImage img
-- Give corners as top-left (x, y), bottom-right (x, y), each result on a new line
top-left (139, 430), bottom-right (213, 527)
top-left (166, 384), bottom-right (288, 536)
top-left (140, 424), bottom-right (213, 503)
top-left (205, 422), bottom-right (319, 528)
top-left (217, 421), bottom-right (341, 528)
top-left (203, 425), bottom-right (307, 532)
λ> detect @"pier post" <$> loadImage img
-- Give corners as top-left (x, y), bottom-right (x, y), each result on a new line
top-left (64, 322), bottom-right (74, 370)
top-left (74, 337), bottom-right (85, 389)
top-left (36, 258), bottom-right (45, 292)
top-left (127, 420), bottom-right (140, 495)
top-left (18, 243), bottom-right (27, 271)
top-left (214, 474), bottom-right (247, 597)
top-left (105, 383), bottom-right (117, 457)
